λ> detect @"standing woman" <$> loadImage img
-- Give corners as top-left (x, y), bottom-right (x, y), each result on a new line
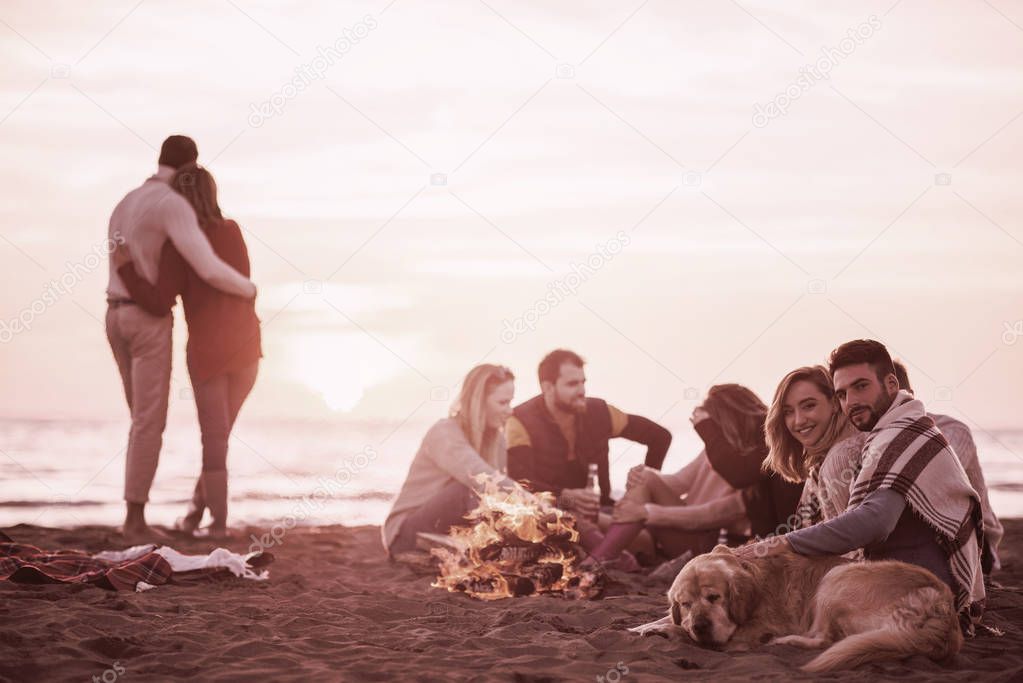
top-left (384, 364), bottom-right (517, 555)
top-left (113, 164), bottom-right (261, 539)
top-left (764, 365), bottom-right (864, 529)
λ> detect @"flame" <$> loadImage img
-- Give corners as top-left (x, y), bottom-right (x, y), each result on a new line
top-left (431, 474), bottom-right (601, 600)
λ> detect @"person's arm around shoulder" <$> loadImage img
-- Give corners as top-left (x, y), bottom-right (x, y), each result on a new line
top-left (162, 195), bottom-right (256, 298)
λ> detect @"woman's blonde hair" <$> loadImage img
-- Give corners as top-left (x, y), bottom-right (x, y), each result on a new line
top-left (451, 364), bottom-right (515, 467)
top-left (703, 384), bottom-right (768, 458)
top-left (765, 365), bottom-right (846, 483)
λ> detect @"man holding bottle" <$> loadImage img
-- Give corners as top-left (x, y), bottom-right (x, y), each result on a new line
top-left (505, 349), bottom-right (672, 519)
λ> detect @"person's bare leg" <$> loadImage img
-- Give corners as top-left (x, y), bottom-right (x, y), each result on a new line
top-left (123, 502), bottom-right (171, 544)
top-left (175, 477), bottom-right (205, 534)
top-left (589, 475), bottom-right (685, 561)
top-left (587, 481), bottom-right (658, 561)
top-left (650, 491), bottom-right (746, 558)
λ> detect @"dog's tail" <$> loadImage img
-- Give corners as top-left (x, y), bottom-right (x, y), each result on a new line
top-left (802, 587), bottom-right (961, 673)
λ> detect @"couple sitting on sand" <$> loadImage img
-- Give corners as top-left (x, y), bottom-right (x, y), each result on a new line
top-left (382, 350), bottom-right (673, 555)
top-left (105, 135), bottom-right (261, 543)
top-left (385, 340), bottom-right (1000, 631)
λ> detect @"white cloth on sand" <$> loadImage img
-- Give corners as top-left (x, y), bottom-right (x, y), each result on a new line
top-left (94, 544), bottom-right (268, 581)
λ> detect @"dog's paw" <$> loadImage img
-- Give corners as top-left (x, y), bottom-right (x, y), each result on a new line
top-left (628, 617), bottom-right (676, 637)
top-left (769, 634), bottom-right (828, 649)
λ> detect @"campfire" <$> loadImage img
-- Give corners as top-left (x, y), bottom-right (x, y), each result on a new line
top-left (430, 475), bottom-right (602, 600)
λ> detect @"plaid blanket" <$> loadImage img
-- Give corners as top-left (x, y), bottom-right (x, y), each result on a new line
top-left (0, 531), bottom-right (268, 591)
top-left (0, 536), bottom-right (172, 591)
top-left (851, 391), bottom-right (985, 625)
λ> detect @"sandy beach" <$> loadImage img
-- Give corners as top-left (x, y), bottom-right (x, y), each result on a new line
top-left (0, 520), bottom-right (1019, 682)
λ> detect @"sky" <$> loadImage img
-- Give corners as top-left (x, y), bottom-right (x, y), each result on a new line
top-left (1, 0), bottom-right (1021, 434)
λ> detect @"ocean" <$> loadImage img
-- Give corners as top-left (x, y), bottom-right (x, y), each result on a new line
top-left (1, 416), bottom-right (1021, 531)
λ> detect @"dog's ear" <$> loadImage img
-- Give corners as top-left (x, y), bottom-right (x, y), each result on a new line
top-left (670, 601), bottom-right (682, 626)
top-left (727, 567), bottom-right (760, 625)
top-left (710, 544), bottom-right (733, 556)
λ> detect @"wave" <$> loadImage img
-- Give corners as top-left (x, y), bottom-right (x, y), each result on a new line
top-left (0, 490), bottom-right (395, 508)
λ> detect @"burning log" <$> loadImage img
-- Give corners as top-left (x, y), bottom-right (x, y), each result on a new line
top-left (479, 544), bottom-right (543, 564)
top-left (431, 475), bottom-right (602, 601)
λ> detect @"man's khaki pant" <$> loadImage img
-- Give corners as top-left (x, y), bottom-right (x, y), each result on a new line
top-left (105, 304), bottom-right (172, 504)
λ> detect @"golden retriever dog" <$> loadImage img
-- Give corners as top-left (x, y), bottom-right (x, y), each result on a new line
top-left (629, 544), bottom-right (962, 672)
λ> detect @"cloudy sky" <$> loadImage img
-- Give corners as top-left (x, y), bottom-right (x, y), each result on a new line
top-left (1, 0), bottom-right (1021, 432)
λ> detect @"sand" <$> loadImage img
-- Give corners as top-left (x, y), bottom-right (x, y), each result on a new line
top-left (1, 520), bottom-right (1021, 682)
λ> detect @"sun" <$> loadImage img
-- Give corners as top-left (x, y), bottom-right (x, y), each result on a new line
top-left (290, 332), bottom-right (366, 412)
top-left (287, 327), bottom-right (413, 412)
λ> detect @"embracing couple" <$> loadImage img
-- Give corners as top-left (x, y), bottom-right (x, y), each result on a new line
top-left (105, 135), bottom-right (262, 543)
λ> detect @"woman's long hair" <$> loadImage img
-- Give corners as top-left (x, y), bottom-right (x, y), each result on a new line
top-left (451, 364), bottom-right (515, 467)
top-left (170, 164), bottom-right (223, 231)
top-left (765, 365), bottom-right (849, 483)
top-left (703, 384), bottom-right (768, 458)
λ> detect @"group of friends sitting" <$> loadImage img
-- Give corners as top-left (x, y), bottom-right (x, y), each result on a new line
top-left (383, 340), bottom-right (1001, 633)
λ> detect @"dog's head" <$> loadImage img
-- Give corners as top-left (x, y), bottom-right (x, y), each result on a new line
top-left (665, 545), bottom-right (760, 647)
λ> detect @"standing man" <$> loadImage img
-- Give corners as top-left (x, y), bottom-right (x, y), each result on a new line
top-left (505, 349), bottom-right (672, 519)
top-left (106, 135), bottom-right (256, 543)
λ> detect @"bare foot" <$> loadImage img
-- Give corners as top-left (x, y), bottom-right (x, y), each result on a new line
top-left (629, 615), bottom-right (677, 637)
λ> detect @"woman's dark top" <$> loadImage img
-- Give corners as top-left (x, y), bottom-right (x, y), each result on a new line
top-left (118, 218), bottom-right (261, 383)
top-left (694, 417), bottom-right (804, 538)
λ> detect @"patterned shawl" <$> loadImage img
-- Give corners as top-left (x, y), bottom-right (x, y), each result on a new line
top-left (850, 391), bottom-right (985, 623)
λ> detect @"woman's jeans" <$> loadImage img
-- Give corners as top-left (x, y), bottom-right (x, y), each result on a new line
top-left (191, 362), bottom-right (259, 471)
top-left (390, 479), bottom-right (476, 554)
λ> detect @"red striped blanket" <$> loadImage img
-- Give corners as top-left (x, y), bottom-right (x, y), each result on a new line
top-left (851, 391), bottom-right (985, 627)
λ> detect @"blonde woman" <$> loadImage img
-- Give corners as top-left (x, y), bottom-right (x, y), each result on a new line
top-left (765, 365), bottom-right (864, 529)
top-left (383, 364), bottom-right (517, 555)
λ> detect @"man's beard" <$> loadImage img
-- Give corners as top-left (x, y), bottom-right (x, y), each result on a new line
top-left (554, 396), bottom-right (586, 415)
top-left (848, 391), bottom-right (895, 431)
